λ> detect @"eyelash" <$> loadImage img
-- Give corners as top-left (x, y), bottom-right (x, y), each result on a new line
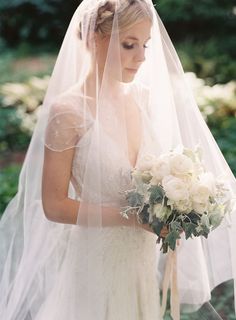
top-left (121, 42), bottom-right (149, 50)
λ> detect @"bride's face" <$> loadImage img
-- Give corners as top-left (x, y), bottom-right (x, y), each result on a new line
top-left (95, 19), bottom-right (152, 83)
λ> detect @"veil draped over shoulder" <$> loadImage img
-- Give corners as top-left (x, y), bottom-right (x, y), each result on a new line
top-left (0, 0), bottom-right (236, 319)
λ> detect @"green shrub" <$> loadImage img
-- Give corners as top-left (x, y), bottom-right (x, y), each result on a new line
top-left (0, 75), bottom-right (50, 152)
top-left (177, 39), bottom-right (236, 84)
top-left (208, 116), bottom-right (236, 176)
top-left (0, 164), bottom-right (21, 215)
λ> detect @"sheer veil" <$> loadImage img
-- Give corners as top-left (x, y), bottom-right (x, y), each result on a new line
top-left (0, 0), bottom-right (236, 319)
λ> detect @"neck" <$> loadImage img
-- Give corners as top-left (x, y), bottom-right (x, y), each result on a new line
top-left (83, 62), bottom-right (124, 100)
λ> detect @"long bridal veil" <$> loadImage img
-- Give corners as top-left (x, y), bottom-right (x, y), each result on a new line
top-left (0, 0), bottom-right (236, 319)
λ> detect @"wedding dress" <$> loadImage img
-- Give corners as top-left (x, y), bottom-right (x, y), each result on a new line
top-left (33, 85), bottom-right (162, 320)
top-left (1, 1), bottom-right (236, 319)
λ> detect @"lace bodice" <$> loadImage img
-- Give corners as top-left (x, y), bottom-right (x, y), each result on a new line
top-left (71, 125), bottom-right (135, 206)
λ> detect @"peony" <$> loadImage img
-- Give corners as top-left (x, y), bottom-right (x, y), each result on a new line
top-left (162, 175), bottom-right (190, 201)
top-left (190, 181), bottom-right (211, 204)
top-left (169, 154), bottom-right (194, 176)
top-left (150, 155), bottom-right (170, 184)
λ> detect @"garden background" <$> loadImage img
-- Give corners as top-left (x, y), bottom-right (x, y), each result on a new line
top-left (0, 0), bottom-right (235, 319)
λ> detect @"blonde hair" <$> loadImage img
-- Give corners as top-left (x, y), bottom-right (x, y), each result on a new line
top-left (78, 0), bottom-right (153, 40)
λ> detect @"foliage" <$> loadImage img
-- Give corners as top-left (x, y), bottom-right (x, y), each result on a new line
top-left (208, 116), bottom-right (236, 176)
top-left (0, 0), bottom-right (80, 46)
top-left (177, 39), bottom-right (236, 84)
top-left (155, 0), bottom-right (236, 84)
top-left (0, 75), bottom-right (50, 152)
top-left (0, 164), bottom-right (21, 215)
top-left (156, 0), bottom-right (235, 40)
top-left (0, 0), bottom-right (235, 83)
top-left (0, 108), bottom-right (31, 152)
top-left (186, 72), bottom-right (236, 175)
top-left (0, 49), bottom-right (55, 85)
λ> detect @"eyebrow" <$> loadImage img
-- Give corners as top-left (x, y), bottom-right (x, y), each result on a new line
top-left (125, 36), bottom-right (151, 42)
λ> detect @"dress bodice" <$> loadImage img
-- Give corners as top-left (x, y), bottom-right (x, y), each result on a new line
top-left (71, 124), bottom-right (137, 206)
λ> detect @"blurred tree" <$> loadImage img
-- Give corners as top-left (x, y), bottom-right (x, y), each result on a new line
top-left (0, 0), bottom-right (235, 47)
top-left (155, 0), bottom-right (235, 41)
top-left (0, 0), bottom-right (81, 47)
top-left (0, 0), bottom-right (235, 82)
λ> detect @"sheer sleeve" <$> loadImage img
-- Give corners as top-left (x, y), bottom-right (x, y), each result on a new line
top-left (44, 94), bottom-right (94, 152)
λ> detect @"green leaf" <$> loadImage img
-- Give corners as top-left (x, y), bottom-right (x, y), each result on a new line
top-left (148, 185), bottom-right (165, 204)
top-left (183, 222), bottom-right (197, 239)
top-left (151, 217), bottom-right (164, 236)
top-left (185, 211), bottom-right (201, 224)
top-left (196, 225), bottom-right (210, 238)
top-left (127, 191), bottom-right (143, 207)
top-left (170, 220), bottom-right (182, 232)
top-left (164, 230), bottom-right (180, 251)
top-left (139, 204), bottom-right (150, 224)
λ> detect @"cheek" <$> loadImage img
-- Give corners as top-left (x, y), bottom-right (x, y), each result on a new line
top-left (120, 50), bottom-right (133, 67)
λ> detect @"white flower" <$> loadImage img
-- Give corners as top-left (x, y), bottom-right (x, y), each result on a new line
top-left (138, 154), bottom-right (156, 171)
top-left (162, 175), bottom-right (190, 201)
top-left (169, 154), bottom-right (194, 176)
top-left (192, 202), bottom-right (208, 215)
top-left (174, 199), bottom-right (192, 213)
top-left (152, 203), bottom-right (172, 221)
top-left (132, 169), bottom-right (152, 184)
top-left (190, 181), bottom-right (211, 203)
top-left (150, 155), bottom-right (170, 184)
top-left (199, 172), bottom-right (217, 196)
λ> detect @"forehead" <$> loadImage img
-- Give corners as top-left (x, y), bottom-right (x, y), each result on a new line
top-left (119, 19), bottom-right (152, 41)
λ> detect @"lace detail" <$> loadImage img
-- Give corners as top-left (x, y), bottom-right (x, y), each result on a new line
top-left (70, 122), bottom-right (161, 319)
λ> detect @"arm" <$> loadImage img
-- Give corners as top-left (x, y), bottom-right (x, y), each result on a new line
top-left (42, 147), bottom-right (168, 236)
top-left (42, 146), bottom-right (145, 228)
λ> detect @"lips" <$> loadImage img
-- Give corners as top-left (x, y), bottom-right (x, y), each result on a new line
top-left (126, 68), bottom-right (138, 73)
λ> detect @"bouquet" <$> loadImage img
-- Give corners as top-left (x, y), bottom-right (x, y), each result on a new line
top-left (120, 145), bottom-right (232, 253)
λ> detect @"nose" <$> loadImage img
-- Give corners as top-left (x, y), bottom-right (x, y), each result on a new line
top-left (135, 47), bottom-right (146, 63)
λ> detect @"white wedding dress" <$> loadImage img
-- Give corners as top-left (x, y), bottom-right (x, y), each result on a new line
top-left (35, 91), bottom-right (162, 320)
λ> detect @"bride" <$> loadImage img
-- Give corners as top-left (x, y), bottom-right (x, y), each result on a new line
top-left (1, 0), bottom-right (236, 319)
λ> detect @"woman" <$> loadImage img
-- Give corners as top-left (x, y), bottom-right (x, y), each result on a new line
top-left (0, 0), bottom-right (236, 319)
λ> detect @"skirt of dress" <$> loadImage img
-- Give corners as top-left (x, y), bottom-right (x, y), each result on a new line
top-left (34, 226), bottom-right (161, 320)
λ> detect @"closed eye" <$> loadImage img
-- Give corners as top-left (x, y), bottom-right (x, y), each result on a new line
top-left (122, 42), bottom-right (135, 50)
top-left (122, 42), bottom-right (150, 50)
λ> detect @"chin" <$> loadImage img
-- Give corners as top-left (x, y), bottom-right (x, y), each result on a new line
top-left (121, 74), bottom-right (135, 83)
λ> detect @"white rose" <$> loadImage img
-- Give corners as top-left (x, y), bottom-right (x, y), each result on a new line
top-left (190, 181), bottom-right (211, 203)
top-left (192, 201), bottom-right (208, 215)
top-left (199, 172), bottom-right (216, 196)
top-left (174, 199), bottom-right (192, 213)
top-left (162, 175), bottom-right (190, 201)
top-left (150, 155), bottom-right (170, 184)
top-left (170, 154), bottom-right (194, 176)
top-left (138, 154), bottom-right (156, 171)
top-left (153, 203), bottom-right (172, 221)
